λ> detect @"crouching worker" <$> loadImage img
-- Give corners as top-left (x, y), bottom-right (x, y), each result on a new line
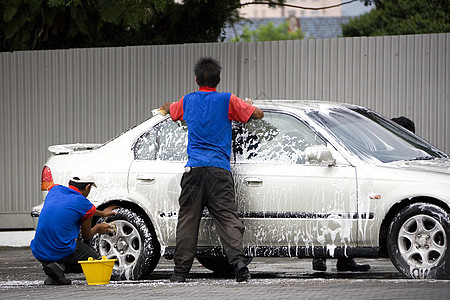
top-left (30, 174), bottom-right (117, 285)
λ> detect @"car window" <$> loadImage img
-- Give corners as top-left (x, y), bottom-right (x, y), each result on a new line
top-left (134, 119), bottom-right (188, 161)
top-left (134, 128), bottom-right (157, 160)
top-left (158, 120), bottom-right (188, 161)
top-left (232, 112), bottom-right (325, 164)
top-left (309, 108), bottom-right (446, 163)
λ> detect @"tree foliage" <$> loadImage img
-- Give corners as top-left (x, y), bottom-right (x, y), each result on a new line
top-left (231, 21), bottom-right (305, 42)
top-left (342, 0), bottom-right (450, 37)
top-left (0, 0), bottom-right (243, 51)
top-left (137, 0), bottom-right (241, 45)
top-left (0, 0), bottom-right (168, 51)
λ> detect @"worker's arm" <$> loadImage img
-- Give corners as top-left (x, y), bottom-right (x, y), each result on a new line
top-left (80, 216), bottom-right (112, 240)
top-left (251, 107), bottom-right (264, 119)
top-left (242, 97), bottom-right (264, 120)
top-left (160, 97), bottom-right (184, 121)
top-left (93, 205), bottom-right (118, 217)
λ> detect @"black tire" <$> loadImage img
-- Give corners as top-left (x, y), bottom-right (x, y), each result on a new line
top-left (387, 202), bottom-right (450, 279)
top-left (91, 207), bottom-right (160, 280)
top-left (196, 256), bottom-right (235, 275)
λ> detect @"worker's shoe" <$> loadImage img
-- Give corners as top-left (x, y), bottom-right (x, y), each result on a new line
top-left (44, 276), bottom-right (68, 285)
top-left (169, 272), bottom-right (187, 283)
top-left (312, 258), bottom-right (327, 271)
top-left (43, 262), bottom-right (71, 285)
top-left (244, 256), bottom-right (253, 266)
top-left (234, 262), bottom-right (251, 282)
top-left (336, 258), bottom-right (371, 272)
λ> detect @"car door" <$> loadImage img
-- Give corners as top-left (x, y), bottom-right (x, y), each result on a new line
top-left (128, 118), bottom-right (188, 246)
top-left (231, 111), bottom-right (359, 255)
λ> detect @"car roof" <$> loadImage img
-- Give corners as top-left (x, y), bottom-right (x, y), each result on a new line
top-left (253, 100), bottom-right (360, 112)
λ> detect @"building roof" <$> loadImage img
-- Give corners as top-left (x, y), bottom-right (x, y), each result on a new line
top-left (222, 16), bottom-right (352, 41)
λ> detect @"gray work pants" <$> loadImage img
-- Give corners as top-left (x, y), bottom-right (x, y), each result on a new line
top-left (173, 167), bottom-right (246, 275)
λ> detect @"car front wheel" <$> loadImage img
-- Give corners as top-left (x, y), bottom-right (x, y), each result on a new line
top-left (91, 207), bottom-right (160, 280)
top-left (387, 202), bottom-right (449, 279)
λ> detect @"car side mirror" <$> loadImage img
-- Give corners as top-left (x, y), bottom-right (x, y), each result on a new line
top-left (305, 145), bottom-right (336, 166)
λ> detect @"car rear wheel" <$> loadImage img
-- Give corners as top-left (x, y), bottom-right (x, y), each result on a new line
top-left (387, 202), bottom-right (449, 279)
top-left (91, 207), bottom-right (160, 280)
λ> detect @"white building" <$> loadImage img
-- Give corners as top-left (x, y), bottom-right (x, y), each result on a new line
top-left (239, 0), bottom-right (342, 18)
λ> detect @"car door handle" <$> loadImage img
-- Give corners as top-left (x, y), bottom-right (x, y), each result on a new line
top-left (243, 177), bottom-right (263, 187)
top-left (137, 175), bottom-right (156, 184)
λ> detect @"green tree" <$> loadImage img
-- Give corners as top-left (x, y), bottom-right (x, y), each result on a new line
top-left (0, 0), bottom-right (168, 51)
top-left (342, 0), bottom-right (450, 36)
top-left (0, 0), bottom-right (243, 51)
top-left (136, 0), bottom-right (242, 45)
top-left (231, 21), bottom-right (305, 42)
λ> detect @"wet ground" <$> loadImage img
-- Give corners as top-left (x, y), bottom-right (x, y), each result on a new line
top-left (1, 247), bottom-right (449, 299)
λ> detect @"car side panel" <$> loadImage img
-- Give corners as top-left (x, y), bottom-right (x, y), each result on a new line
top-left (128, 160), bottom-right (185, 248)
top-left (220, 163), bottom-right (359, 256)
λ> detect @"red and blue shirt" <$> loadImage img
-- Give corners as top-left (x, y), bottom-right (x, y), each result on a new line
top-left (170, 87), bottom-right (255, 171)
top-left (30, 185), bottom-right (95, 262)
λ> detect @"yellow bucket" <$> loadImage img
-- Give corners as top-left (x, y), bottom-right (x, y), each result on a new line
top-left (78, 256), bottom-right (116, 285)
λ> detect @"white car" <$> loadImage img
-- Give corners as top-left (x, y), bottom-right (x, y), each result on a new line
top-left (31, 100), bottom-right (450, 280)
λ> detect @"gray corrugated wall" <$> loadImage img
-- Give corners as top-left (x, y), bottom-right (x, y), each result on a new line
top-left (1, 33), bottom-right (449, 229)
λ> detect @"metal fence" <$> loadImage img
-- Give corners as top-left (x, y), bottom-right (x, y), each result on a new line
top-left (1, 33), bottom-right (449, 229)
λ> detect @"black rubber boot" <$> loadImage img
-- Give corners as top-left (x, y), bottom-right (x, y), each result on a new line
top-left (169, 272), bottom-right (187, 283)
top-left (312, 258), bottom-right (327, 271)
top-left (43, 263), bottom-right (71, 285)
top-left (234, 261), bottom-right (251, 282)
top-left (336, 258), bottom-right (371, 272)
top-left (44, 276), bottom-right (59, 285)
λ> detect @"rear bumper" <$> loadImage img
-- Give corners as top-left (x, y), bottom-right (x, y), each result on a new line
top-left (30, 203), bottom-right (43, 230)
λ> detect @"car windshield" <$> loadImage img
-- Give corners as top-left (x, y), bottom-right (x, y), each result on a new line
top-left (309, 107), bottom-right (447, 163)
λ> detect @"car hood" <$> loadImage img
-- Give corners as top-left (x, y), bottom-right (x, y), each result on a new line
top-left (48, 143), bottom-right (102, 155)
top-left (386, 158), bottom-right (450, 175)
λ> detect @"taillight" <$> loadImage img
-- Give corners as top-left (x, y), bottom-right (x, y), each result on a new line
top-left (41, 165), bottom-right (54, 191)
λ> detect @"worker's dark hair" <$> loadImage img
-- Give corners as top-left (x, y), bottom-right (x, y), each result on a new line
top-left (68, 179), bottom-right (90, 191)
top-left (194, 57), bottom-right (221, 88)
top-left (392, 116), bottom-right (415, 133)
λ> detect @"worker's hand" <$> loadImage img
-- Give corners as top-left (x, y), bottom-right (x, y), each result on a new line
top-left (244, 98), bottom-right (253, 105)
top-left (103, 205), bottom-right (118, 217)
top-left (95, 205), bottom-right (118, 218)
top-left (95, 222), bottom-right (114, 235)
top-left (160, 102), bottom-right (171, 114)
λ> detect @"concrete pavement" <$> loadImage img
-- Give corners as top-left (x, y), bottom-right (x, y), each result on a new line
top-left (1, 246), bottom-right (449, 299)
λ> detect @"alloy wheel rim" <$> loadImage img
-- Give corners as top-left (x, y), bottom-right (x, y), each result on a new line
top-left (98, 220), bottom-right (142, 272)
top-left (397, 214), bottom-right (446, 269)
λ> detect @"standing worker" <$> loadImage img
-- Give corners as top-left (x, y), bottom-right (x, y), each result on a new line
top-left (30, 173), bottom-right (117, 285)
top-left (160, 57), bottom-right (264, 283)
top-left (392, 116), bottom-right (415, 133)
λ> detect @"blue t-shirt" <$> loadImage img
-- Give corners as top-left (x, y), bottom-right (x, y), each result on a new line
top-left (30, 185), bottom-right (95, 262)
top-left (182, 91), bottom-right (234, 171)
top-left (169, 88), bottom-right (255, 171)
